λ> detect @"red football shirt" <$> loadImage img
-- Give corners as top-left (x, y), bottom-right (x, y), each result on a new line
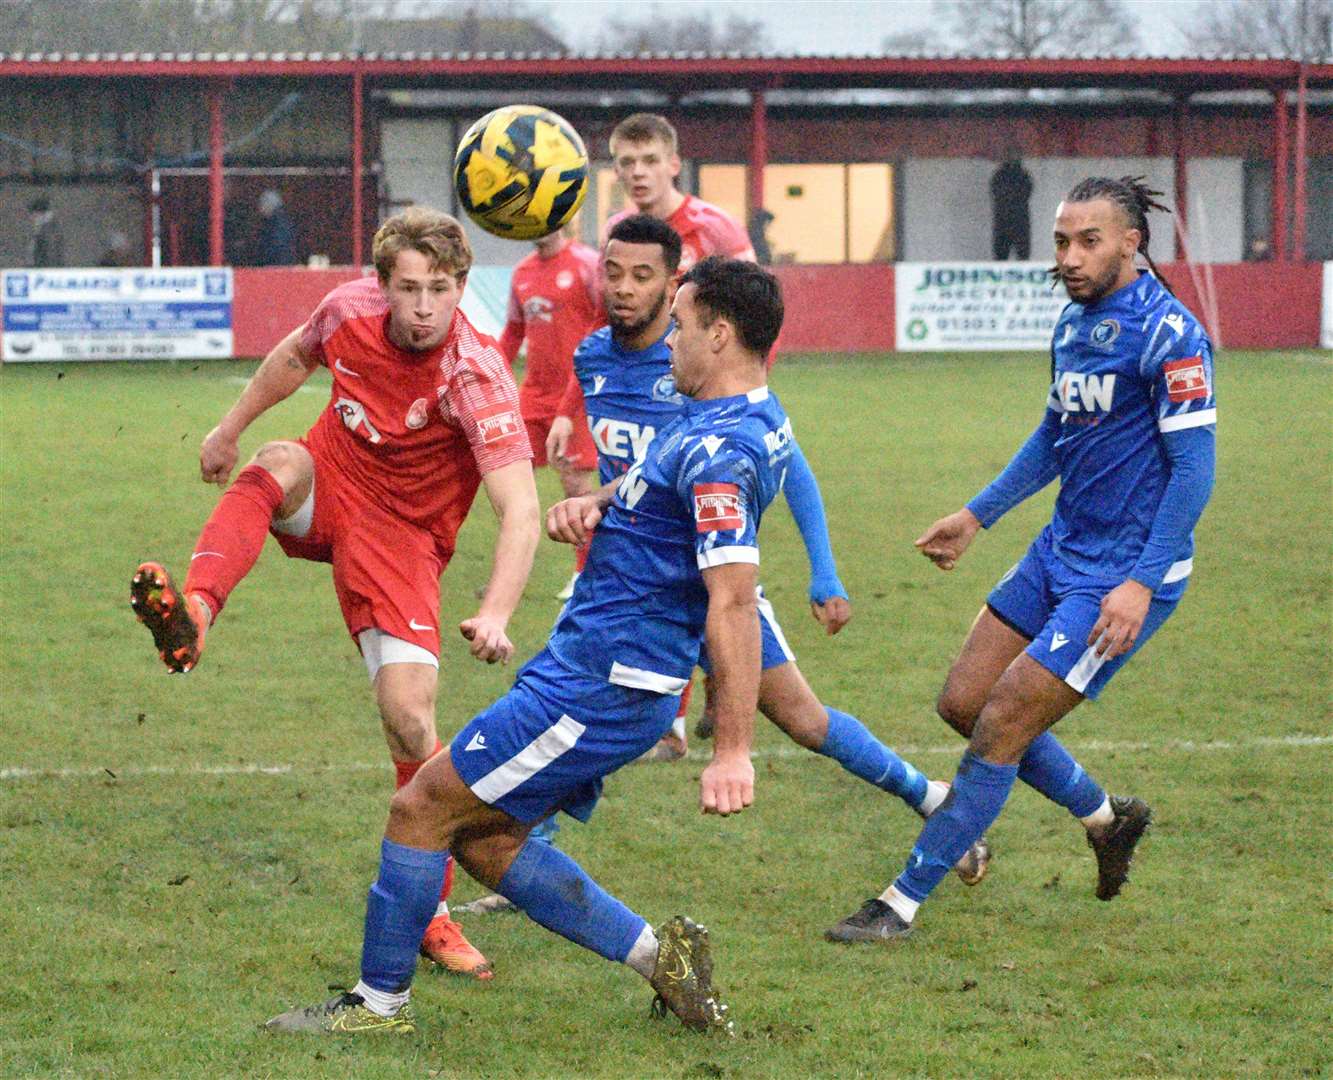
top-left (498, 240), bottom-right (604, 420)
top-left (298, 276), bottom-right (531, 549)
top-left (605, 194), bottom-right (754, 274)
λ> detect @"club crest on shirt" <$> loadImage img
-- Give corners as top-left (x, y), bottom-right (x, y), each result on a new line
top-left (693, 482), bottom-right (744, 533)
top-left (522, 296), bottom-right (554, 323)
top-left (1163, 356), bottom-right (1208, 401)
top-left (556, 270), bottom-right (574, 290)
top-left (652, 374), bottom-right (684, 403)
top-left (1090, 318), bottom-right (1121, 348)
top-left (405, 397), bottom-right (429, 429)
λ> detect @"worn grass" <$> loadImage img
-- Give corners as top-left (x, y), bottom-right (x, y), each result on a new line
top-left (1, 350), bottom-right (1329, 1079)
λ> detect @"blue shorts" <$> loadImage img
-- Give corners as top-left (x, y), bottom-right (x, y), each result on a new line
top-left (697, 586), bottom-right (796, 675)
top-left (986, 527), bottom-right (1188, 701)
top-left (450, 647), bottom-right (680, 824)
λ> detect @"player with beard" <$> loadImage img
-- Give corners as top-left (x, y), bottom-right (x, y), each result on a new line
top-left (130, 208), bottom-right (539, 979)
top-left (828, 177), bottom-right (1217, 943)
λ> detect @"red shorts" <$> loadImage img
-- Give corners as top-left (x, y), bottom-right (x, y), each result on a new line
top-left (525, 414), bottom-right (598, 472)
top-left (271, 444), bottom-right (447, 658)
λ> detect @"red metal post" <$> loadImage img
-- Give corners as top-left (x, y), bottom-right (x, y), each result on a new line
top-left (1292, 64), bottom-right (1308, 261)
top-left (208, 80), bottom-right (225, 267)
top-left (1272, 88), bottom-right (1288, 261)
top-left (748, 86), bottom-right (767, 214)
top-left (351, 68), bottom-right (365, 268)
top-left (1172, 96), bottom-right (1188, 260)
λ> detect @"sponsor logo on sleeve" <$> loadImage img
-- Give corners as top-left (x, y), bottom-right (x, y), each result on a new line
top-left (1163, 356), bottom-right (1208, 401)
top-left (476, 402), bottom-right (523, 445)
top-left (693, 482), bottom-right (744, 533)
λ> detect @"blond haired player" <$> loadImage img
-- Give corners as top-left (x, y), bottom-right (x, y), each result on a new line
top-left (130, 208), bottom-right (540, 980)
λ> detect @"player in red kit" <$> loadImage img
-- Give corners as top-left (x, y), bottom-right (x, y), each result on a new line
top-left (498, 225), bottom-right (603, 598)
top-left (129, 208), bottom-right (540, 980)
top-left (601, 113), bottom-right (755, 272)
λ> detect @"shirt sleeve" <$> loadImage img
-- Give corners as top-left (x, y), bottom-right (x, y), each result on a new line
top-left (1140, 310), bottom-right (1218, 435)
top-left (675, 439), bottom-right (764, 571)
top-left (781, 443), bottom-right (847, 603)
top-left (496, 281), bottom-right (525, 365)
top-left (297, 295), bottom-right (334, 366)
top-left (440, 345), bottom-right (533, 476)
top-left (708, 213), bottom-right (756, 261)
top-left (966, 403), bottom-right (1062, 528)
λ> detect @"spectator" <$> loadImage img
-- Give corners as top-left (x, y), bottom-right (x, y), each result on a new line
top-left (1246, 235), bottom-right (1272, 262)
top-left (747, 207), bottom-right (775, 265)
top-left (28, 195), bottom-right (65, 268)
top-left (223, 177), bottom-right (255, 266)
top-left (989, 155), bottom-right (1034, 260)
top-left (254, 189), bottom-right (297, 265)
top-left (97, 230), bottom-right (134, 267)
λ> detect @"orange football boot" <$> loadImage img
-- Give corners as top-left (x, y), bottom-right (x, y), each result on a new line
top-left (419, 915), bottom-right (493, 980)
top-left (130, 562), bottom-right (208, 673)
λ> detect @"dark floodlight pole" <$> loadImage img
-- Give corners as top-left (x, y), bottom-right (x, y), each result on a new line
top-left (1172, 95), bottom-right (1188, 260)
top-left (749, 85), bottom-right (768, 214)
top-left (1292, 64), bottom-right (1308, 261)
top-left (208, 80), bottom-right (225, 267)
top-left (1272, 87), bottom-right (1289, 262)
top-left (352, 68), bottom-right (365, 269)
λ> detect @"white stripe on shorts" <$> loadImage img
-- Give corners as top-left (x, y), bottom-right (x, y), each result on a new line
top-left (1065, 640), bottom-right (1111, 694)
top-left (469, 713), bottom-right (587, 805)
top-left (755, 587), bottom-right (795, 663)
top-left (608, 662), bottom-right (689, 695)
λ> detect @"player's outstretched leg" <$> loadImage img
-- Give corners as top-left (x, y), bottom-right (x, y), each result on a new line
top-left (492, 836), bottom-right (732, 1034)
top-left (129, 562), bottom-right (209, 673)
top-left (1087, 794), bottom-right (1152, 900)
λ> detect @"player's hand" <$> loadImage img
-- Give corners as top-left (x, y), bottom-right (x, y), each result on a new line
top-left (810, 596), bottom-right (852, 635)
top-left (1088, 580), bottom-right (1152, 659)
top-left (459, 614), bottom-right (514, 665)
top-left (700, 751), bottom-right (754, 816)
top-left (915, 508), bottom-right (982, 571)
top-left (199, 425), bottom-right (240, 486)
top-left (545, 416), bottom-right (575, 465)
top-left (546, 495), bottom-right (603, 546)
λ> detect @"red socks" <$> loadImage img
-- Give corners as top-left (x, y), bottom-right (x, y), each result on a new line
top-left (575, 537), bottom-right (590, 573)
top-left (183, 465), bottom-right (285, 620)
top-left (393, 740), bottom-right (454, 905)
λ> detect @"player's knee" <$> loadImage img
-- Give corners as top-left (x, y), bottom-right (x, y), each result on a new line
top-left (379, 703), bottom-right (437, 761)
top-left (936, 687), bottom-right (978, 737)
top-left (251, 441), bottom-right (311, 495)
top-left (968, 687), bottom-right (1028, 762)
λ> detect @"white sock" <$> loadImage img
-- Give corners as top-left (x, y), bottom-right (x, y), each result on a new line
top-left (877, 884), bottom-right (919, 924)
top-left (352, 979), bottom-right (409, 1018)
top-left (1080, 796), bottom-right (1114, 831)
top-left (624, 924), bottom-right (659, 979)
top-left (670, 715), bottom-right (686, 741)
top-left (433, 900), bottom-right (449, 919)
top-left (918, 779), bottom-right (950, 817)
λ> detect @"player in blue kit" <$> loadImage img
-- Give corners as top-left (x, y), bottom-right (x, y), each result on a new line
top-left (264, 258), bottom-right (793, 1037)
top-left (550, 216), bottom-right (989, 874)
top-left (828, 177), bottom-right (1217, 943)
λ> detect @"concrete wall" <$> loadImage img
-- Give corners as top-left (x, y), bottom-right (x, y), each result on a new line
top-left (901, 157), bottom-right (1246, 264)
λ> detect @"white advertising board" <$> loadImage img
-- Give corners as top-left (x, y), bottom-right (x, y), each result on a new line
top-left (895, 262), bottom-right (1068, 351)
top-left (2, 267), bottom-right (233, 362)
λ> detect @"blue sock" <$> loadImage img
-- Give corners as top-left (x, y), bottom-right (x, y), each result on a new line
top-left (497, 838), bottom-right (647, 963)
top-left (896, 751), bottom-right (1018, 903)
top-left (530, 814), bottom-right (561, 846)
top-left (1018, 732), bottom-right (1106, 818)
top-left (360, 838), bottom-right (448, 993)
top-left (819, 707), bottom-right (930, 809)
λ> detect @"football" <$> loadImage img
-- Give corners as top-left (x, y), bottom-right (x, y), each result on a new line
top-left (453, 104), bottom-right (590, 241)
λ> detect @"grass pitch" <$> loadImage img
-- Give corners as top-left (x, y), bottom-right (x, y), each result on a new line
top-left (1, 350), bottom-right (1330, 1079)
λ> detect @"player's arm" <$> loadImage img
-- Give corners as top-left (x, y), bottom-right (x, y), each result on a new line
top-left (782, 442), bottom-right (851, 634)
top-left (917, 404), bottom-right (1062, 571)
top-left (1092, 337), bottom-right (1218, 659)
top-left (699, 559), bottom-right (759, 816)
top-left (497, 282), bottom-right (525, 366)
top-left (200, 324), bottom-right (320, 486)
top-left (545, 475), bottom-right (619, 545)
top-left (465, 459), bottom-right (541, 664)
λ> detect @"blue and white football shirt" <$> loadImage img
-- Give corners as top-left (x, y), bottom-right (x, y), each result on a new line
top-left (548, 386), bottom-right (794, 692)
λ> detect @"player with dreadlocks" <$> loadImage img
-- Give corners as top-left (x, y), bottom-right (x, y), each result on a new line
top-left (828, 176), bottom-right (1218, 943)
